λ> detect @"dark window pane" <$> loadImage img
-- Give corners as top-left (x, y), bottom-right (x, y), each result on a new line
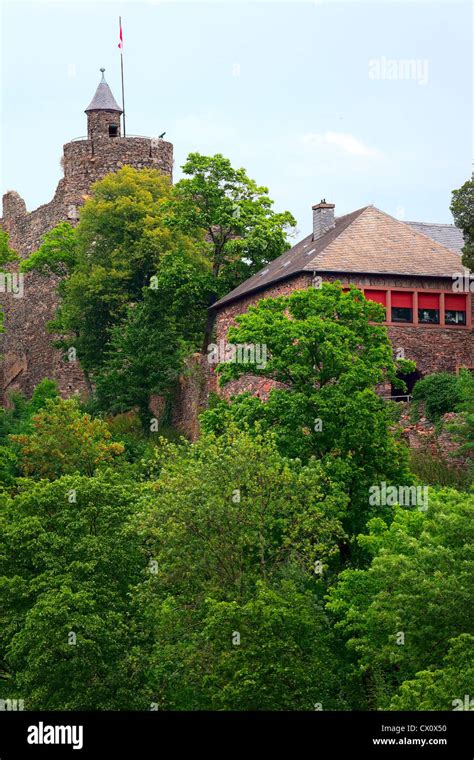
top-left (445, 310), bottom-right (466, 325)
top-left (418, 309), bottom-right (440, 324)
top-left (392, 307), bottom-right (413, 323)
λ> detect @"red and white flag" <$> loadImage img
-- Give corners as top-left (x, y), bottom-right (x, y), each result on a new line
top-left (118, 19), bottom-right (123, 50)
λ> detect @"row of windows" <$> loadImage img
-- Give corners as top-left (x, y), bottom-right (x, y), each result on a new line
top-left (363, 290), bottom-right (468, 326)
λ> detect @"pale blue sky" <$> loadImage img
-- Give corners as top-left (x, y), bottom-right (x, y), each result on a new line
top-left (1, 0), bottom-right (472, 236)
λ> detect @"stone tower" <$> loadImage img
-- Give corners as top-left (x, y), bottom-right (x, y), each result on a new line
top-left (0, 70), bottom-right (173, 401)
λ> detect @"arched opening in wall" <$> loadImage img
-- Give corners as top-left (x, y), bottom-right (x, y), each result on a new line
top-left (108, 125), bottom-right (119, 137)
top-left (391, 370), bottom-right (422, 401)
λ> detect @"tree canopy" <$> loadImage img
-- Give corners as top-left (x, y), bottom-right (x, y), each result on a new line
top-left (327, 488), bottom-right (474, 709)
top-left (22, 156), bottom-right (296, 414)
top-left (1, 161), bottom-right (471, 715)
top-left (202, 283), bottom-right (415, 534)
top-left (11, 397), bottom-right (124, 479)
top-left (451, 177), bottom-right (474, 270)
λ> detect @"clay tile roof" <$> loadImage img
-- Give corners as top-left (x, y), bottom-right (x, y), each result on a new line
top-left (212, 205), bottom-right (465, 310)
top-left (85, 72), bottom-right (122, 113)
top-left (212, 207), bottom-right (368, 309)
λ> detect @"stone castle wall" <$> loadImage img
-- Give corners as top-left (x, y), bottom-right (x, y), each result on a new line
top-left (0, 134), bottom-right (173, 401)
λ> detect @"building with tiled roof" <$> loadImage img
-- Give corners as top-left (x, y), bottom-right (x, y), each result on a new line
top-left (211, 200), bottom-right (473, 399)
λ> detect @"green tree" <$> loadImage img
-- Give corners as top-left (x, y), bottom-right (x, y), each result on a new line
top-left (0, 378), bottom-right (59, 445)
top-left (95, 247), bottom-right (212, 424)
top-left (327, 488), bottom-right (474, 709)
top-left (0, 446), bottom-right (17, 487)
top-left (388, 634), bottom-right (474, 710)
top-left (22, 167), bottom-right (203, 381)
top-left (202, 283), bottom-right (415, 533)
top-left (21, 222), bottom-right (77, 276)
top-left (448, 368), bottom-right (474, 466)
top-left (171, 153), bottom-right (296, 347)
top-left (0, 473), bottom-right (149, 709)
top-left (10, 397), bottom-right (124, 479)
top-left (143, 579), bottom-right (351, 711)
top-left (450, 177), bottom-right (474, 270)
top-left (0, 380), bottom-right (60, 485)
top-left (129, 428), bottom-right (355, 709)
top-left (22, 158), bottom-right (296, 414)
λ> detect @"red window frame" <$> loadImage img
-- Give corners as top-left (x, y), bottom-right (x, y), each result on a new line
top-left (358, 286), bottom-right (471, 329)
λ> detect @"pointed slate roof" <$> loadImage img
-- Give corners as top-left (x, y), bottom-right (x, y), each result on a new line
top-left (85, 69), bottom-right (122, 113)
top-left (212, 206), bottom-right (465, 310)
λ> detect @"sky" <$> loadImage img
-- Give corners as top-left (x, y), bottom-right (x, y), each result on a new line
top-left (0, 0), bottom-right (472, 237)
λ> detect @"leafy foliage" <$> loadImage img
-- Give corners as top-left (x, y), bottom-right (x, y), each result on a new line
top-left (128, 428), bottom-right (355, 709)
top-left (171, 153), bottom-right (296, 300)
top-left (327, 488), bottom-right (474, 709)
top-left (94, 247), bottom-right (212, 422)
top-left (202, 283), bottom-right (414, 534)
top-left (22, 157), bottom-right (296, 403)
top-left (22, 167), bottom-right (201, 378)
top-left (0, 473), bottom-right (150, 709)
top-left (388, 634), bottom-right (474, 710)
top-left (1, 162), bottom-right (471, 713)
top-left (0, 380), bottom-right (60, 484)
top-left (409, 450), bottom-right (471, 490)
top-left (21, 222), bottom-right (77, 276)
top-left (0, 379), bottom-right (60, 445)
top-left (11, 397), bottom-right (124, 479)
top-left (411, 371), bottom-right (462, 422)
top-left (0, 227), bottom-right (18, 266)
top-left (450, 177), bottom-right (474, 270)
top-left (447, 369), bottom-right (474, 462)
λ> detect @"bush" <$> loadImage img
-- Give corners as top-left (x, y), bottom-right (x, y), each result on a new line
top-left (412, 372), bottom-right (461, 421)
top-left (409, 450), bottom-right (471, 490)
top-left (447, 369), bottom-right (474, 461)
top-left (10, 397), bottom-right (124, 479)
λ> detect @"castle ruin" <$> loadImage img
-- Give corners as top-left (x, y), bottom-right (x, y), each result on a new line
top-left (0, 69), bottom-right (173, 401)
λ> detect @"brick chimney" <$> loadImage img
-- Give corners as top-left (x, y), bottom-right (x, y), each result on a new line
top-left (312, 199), bottom-right (335, 240)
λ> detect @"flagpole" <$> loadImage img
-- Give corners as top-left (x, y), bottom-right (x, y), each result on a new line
top-left (119, 16), bottom-right (126, 136)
